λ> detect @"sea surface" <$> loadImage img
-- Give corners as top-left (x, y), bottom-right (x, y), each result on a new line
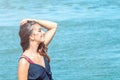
top-left (0, 0), bottom-right (120, 80)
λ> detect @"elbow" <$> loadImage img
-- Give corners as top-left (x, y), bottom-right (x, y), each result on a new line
top-left (54, 22), bottom-right (58, 29)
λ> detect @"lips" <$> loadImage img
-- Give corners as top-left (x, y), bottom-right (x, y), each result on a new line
top-left (41, 34), bottom-right (43, 37)
top-left (41, 34), bottom-right (44, 39)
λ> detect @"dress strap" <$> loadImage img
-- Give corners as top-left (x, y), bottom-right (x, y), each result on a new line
top-left (20, 55), bottom-right (34, 64)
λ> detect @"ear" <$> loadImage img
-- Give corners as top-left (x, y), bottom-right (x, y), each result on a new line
top-left (29, 34), bottom-right (35, 41)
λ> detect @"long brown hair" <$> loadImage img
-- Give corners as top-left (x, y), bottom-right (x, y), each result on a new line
top-left (19, 20), bottom-right (50, 62)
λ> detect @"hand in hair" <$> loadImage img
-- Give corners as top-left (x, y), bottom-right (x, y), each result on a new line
top-left (20, 18), bottom-right (32, 26)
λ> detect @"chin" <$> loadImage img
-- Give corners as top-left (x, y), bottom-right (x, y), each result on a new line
top-left (38, 38), bottom-right (45, 44)
top-left (41, 39), bottom-right (45, 42)
top-left (42, 38), bottom-right (45, 42)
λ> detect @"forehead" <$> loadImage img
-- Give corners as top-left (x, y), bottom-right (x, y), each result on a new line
top-left (32, 23), bottom-right (42, 30)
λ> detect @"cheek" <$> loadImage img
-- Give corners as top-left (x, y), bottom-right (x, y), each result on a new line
top-left (39, 32), bottom-right (42, 36)
top-left (33, 32), bottom-right (40, 38)
top-left (36, 32), bottom-right (42, 38)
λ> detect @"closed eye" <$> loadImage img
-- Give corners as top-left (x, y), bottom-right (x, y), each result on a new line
top-left (39, 28), bottom-right (42, 32)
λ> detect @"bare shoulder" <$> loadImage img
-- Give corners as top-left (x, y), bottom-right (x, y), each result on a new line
top-left (18, 58), bottom-right (29, 67)
top-left (18, 57), bottom-right (29, 80)
top-left (18, 51), bottom-right (30, 66)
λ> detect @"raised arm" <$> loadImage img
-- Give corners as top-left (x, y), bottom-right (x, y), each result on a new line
top-left (20, 19), bottom-right (58, 46)
top-left (35, 19), bottom-right (58, 46)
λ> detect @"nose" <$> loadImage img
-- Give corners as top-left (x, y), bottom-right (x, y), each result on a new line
top-left (41, 30), bottom-right (45, 36)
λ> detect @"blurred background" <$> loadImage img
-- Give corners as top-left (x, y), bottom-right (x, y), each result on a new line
top-left (0, 0), bottom-right (120, 80)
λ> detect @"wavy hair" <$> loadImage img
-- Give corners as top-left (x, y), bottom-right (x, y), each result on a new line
top-left (19, 20), bottom-right (50, 62)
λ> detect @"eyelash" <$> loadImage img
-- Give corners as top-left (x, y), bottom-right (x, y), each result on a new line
top-left (39, 29), bottom-right (42, 32)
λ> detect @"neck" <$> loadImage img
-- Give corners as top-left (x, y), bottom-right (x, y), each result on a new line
top-left (27, 42), bottom-right (39, 55)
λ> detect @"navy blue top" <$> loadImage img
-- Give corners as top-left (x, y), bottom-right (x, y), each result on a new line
top-left (20, 55), bottom-right (53, 80)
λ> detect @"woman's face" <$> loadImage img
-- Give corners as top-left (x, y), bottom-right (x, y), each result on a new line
top-left (31, 23), bottom-right (45, 44)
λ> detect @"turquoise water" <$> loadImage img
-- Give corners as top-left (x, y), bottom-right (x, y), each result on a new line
top-left (0, 0), bottom-right (120, 80)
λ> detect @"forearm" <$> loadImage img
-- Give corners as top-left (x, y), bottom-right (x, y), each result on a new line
top-left (35, 19), bottom-right (57, 30)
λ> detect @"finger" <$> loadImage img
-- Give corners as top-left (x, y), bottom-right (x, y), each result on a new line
top-left (20, 19), bottom-right (28, 25)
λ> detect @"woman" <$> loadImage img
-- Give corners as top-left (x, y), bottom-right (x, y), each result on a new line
top-left (18, 19), bottom-right (57, 80)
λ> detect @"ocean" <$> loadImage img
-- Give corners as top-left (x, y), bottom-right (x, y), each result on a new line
top-left (0, 0), bottom-right (120, 80)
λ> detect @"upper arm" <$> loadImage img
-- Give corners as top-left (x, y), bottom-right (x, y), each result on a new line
top-left (18, 58), bottom-right (29, 80)
top-left (44, 26), bottom-right (57, 46)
